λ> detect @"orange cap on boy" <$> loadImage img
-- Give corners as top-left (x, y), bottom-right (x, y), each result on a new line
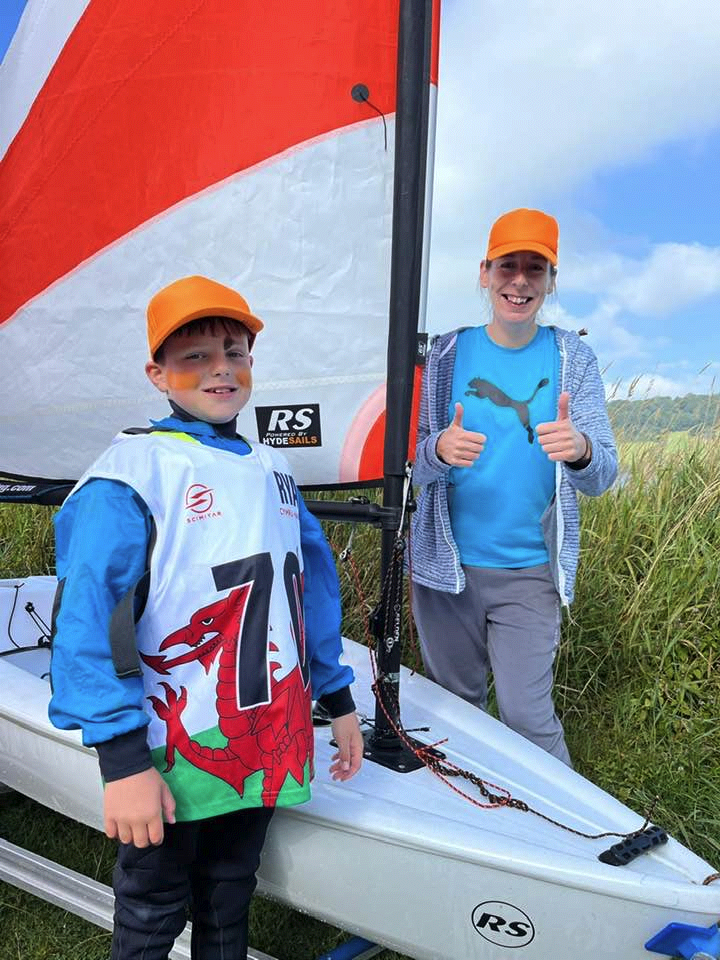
top-left (147, 276), bottom-right (264, 356)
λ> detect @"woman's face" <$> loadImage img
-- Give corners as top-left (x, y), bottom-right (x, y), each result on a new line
top-left (480, 251), bottom-right (553, 326)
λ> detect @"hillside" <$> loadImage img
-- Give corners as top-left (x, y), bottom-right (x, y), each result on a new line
top-left (608, 392), bottom-right (720, 440)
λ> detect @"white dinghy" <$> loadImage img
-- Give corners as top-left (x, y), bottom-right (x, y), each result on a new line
top-left (1, 576), bottom-right (720, 960)
top-left (1, 3), bottom-right (719, 960)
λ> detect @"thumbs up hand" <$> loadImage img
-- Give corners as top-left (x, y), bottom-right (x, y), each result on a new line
top-left (436, 402), bottom-right (486, 467)
top-left (557, 391), bottom-right (570, 421)
top-left (536, 392), bottom-right (589, 463)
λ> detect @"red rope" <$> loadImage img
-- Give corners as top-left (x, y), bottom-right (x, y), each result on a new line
top-left (341, 543), bottom-right (665, 840)
top-left (347, 549), bottom-right (533, 810)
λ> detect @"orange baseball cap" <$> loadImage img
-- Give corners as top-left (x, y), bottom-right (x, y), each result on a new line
top-left (147, 275), bottom-right (264, 355)
top-left (486, 208), bottom-right (559, 265)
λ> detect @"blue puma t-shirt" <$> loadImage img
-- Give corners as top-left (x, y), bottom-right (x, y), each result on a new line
top-left (448, 324), bottom-right (558, 567)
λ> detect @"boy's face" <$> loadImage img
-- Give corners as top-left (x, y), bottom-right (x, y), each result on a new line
top-left (145, 326), bottom-right (253, 423)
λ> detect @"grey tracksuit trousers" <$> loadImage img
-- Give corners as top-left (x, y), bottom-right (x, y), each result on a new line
top-left (412, 563), bottom-right (571, 766)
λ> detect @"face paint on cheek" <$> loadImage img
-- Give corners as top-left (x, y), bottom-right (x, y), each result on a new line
top-left (166, 370), bottom-right (202, 391)
top-left (235, 368), bottom-right (252, 388)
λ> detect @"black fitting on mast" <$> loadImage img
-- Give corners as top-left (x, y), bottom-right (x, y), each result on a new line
top-left (305, 499), bottom-right (405, 529)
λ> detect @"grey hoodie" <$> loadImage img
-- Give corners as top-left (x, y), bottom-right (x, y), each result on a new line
top-left (410, 325), bottom-right (617, 604)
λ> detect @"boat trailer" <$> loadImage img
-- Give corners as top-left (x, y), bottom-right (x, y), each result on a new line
top-left (0, 836), bottom-right (383, 960)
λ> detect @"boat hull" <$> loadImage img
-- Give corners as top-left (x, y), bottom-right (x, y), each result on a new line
top-left (1, 577), bottom-right (718, 959)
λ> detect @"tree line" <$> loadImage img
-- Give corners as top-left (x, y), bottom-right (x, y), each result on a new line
top-left (608, 393), bottom-right (720, 440)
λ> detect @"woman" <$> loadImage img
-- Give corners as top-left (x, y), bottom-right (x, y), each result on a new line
top-left (410, 208), bottom-right (617, 765)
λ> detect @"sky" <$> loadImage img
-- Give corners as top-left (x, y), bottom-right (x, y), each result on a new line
top-left (427, 0), bottom-right (720, 399)
top-left (0, 0), bottom-right (24, 61)
top-left (2, 1), bottom-right (720, 400)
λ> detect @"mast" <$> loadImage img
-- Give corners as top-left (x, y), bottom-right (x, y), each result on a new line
top-left (364, 0), bottom-right (434, 768)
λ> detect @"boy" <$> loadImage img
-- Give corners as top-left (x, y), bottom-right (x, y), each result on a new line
top-left (49, 275), bottom-right (364, 960)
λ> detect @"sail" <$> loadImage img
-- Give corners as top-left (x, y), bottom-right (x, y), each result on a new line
top-left (0, 0), bottom-right (439, 490)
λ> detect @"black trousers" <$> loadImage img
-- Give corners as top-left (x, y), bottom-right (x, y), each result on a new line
top-left (110, 806), bottom-right (275, 960)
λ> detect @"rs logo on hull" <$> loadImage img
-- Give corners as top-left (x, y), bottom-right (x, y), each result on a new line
top-left (471, 901), bottom-right (535, 948)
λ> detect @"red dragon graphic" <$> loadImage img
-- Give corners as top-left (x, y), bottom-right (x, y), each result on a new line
top-left (141, 586), bottom-right (312, 805)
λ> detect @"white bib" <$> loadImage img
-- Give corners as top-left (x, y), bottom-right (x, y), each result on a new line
top-left (74, 430), bottom-right (313, 818)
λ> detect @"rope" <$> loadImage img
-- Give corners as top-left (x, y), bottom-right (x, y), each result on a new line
top-left (403, 522), bottom-right (421, 672)
top-left (6, 584), bottom-right (23, 649)
top-left (340, 527), bottom-right (663, 842)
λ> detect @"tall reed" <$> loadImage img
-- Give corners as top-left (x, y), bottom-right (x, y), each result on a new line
top-left (556, 434), bottom-right (720, 861)
top-left (1, 433), bottom-right (719, 956)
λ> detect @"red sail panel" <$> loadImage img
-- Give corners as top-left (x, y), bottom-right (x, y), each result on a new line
top-left (357, 364), bottom-right (425, 482)
top-left (431, 0), bottom-right (441, 84)
top-left (0, 0), bottom-right (399, 325)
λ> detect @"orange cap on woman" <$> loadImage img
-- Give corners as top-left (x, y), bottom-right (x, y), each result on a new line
top-left (486, 208), bottom-right (559, 266)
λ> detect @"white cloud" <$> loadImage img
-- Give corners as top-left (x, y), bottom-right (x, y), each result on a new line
top-left (543, 299), bottom-right (652, 364)
top-left (606, 369), bottom-right (719, 400)
top-left (564, 243), bottom-right (720, 316)
top-left (548, 299), bottom-right (720, 396)
top-left (606, 373), bottom-right (684, 400)
top-left (429, 0), bottom-right (720, 254)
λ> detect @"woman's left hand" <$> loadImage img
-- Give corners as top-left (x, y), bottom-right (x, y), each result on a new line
top-left (536, 392), bottom-right (588, 463)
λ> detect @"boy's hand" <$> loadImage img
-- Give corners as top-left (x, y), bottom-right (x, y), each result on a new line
top-left (329, 713), bottom-right (364, 782)
top-left (104, 767), bottom-right (176, 847)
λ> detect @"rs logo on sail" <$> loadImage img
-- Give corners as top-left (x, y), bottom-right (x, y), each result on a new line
top-left (255, 403), bottom-right (322, 448)
top-left (471, 901), bottom-right (535, 947)
top-left (268, 408), bottom-right (315, 432)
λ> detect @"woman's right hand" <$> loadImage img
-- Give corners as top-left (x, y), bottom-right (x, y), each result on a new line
top-left (436, 403), bottom-right (486, 467)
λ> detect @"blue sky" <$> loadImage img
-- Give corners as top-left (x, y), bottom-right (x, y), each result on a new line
top-left (0, 0), bottom-right (25, 62)
top-left (3, 0), bottom-right (720, 399)
top-left (428, 0), bottom-right (720, 399)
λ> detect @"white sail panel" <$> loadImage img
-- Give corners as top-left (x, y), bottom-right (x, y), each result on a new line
top-left (1, 121), bottom-right (394, 484)
top-left (0, 0), bottom-right (407, 486)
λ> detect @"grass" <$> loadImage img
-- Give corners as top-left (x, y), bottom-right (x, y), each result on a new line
top-left (556, 434), bottom-right (720, 866)
top-left (1, 431), bottom-right (720, 957)
top-left (0, 789), bottom-right (409, 960)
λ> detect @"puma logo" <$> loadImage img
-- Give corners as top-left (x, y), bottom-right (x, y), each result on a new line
top-left (465, 378), bottom-right (549, 443)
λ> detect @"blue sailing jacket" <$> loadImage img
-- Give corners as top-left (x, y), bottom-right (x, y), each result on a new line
top-left (49, 413), bottom-right (354, 780)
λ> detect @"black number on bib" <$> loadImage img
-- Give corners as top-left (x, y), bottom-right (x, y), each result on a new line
top-left (212, 551), bottom-right (307, 709)
top-left (284, 551), bottom-right (309, 687)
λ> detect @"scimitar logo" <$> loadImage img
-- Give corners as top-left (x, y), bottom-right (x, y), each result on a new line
top-left (184, 484), bottom-right (214, 514)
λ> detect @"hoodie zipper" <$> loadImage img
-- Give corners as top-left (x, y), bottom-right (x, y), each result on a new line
top-left (556, 332), bottom-right (568, 605)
